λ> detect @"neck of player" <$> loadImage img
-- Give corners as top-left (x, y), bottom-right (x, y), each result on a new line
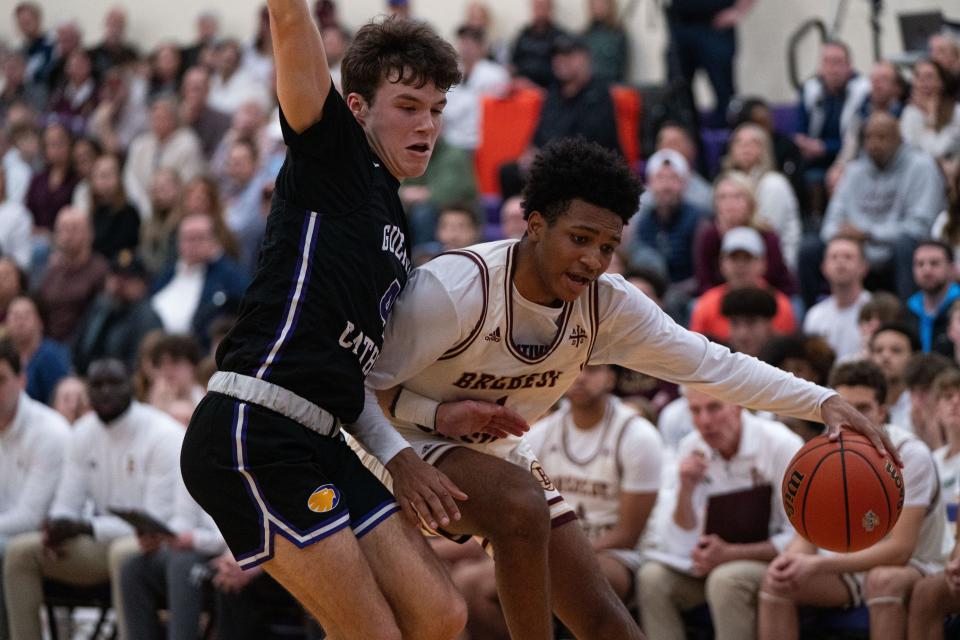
top-left (570, 398), bottom-right (607, 430)
top-left (513, 239), bottom-right (562, 307)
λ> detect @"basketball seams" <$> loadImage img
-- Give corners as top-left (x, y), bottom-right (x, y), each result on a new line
top-left (799, 449), bottom-right (842, 543)
top-left (843, 448), bottom-right (895, 537)
top-left (838, 433), bottom-right (852, 551)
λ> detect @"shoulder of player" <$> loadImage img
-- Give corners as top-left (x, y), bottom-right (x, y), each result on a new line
top-left (595, 273), bottom-right (657, 317)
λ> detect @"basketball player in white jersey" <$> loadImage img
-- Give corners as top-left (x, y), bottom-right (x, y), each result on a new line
top-left (352, 138), bottom-right (899, 640)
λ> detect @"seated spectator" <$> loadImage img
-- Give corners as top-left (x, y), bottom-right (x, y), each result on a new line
top-left (123, 94), bottom-right (205, 206)
top-left (930, 32), bottom-right (960, 97)
top-left (499, 195), bottom-right (527, 240)
top-left (2, 122), bottom-right (40, 206)
top-left (151, 212), bottom-right (249, 347)
top-left (146, 333), bottom-right (204, 413)
top-left (0, 258), bottom-right (26, 324)
top-left (0, 336), bottom-right (69, 640)
top-left (178, 66), bottom-right (232, 159)
top-left (904, 240), bottom-right (960, 355)
top-left (179, 175), bottom-right (241, 260)
top-left (759, 334), bottom-right (836, 441)
top-left (43, 20), bottom-right (84, 96)
top-left (139, 168), bottom-right (183, 275)
top-left (722, 123), bottom-right (801, 268)
top-left (208, 101), bottom-right (269, 182)
top-left (14, 2), bottom-right (54, 88)
top-left (581, 0), bottom-right (629, 85)
top-left (630, 149), bottom-right (703, 291)
top-left (904, 352), bottom-right (957, 451)
top-left (900, 59), bottom-right (960, 164)
top-left (435, 204), bottom-right (482, 253)
top-left (0, 166), bottom-right (33, 269)
top-left (847, 291), bottom-right (903, 363)
top-left (51, 375), bottom-right (90, 424)
top-left (829, 61), bottom-right (907, 189)
top-left (180, 11), bottom-right (219, 71)
top-left (3, 358), bottom-right (183, 640)
top-left (85, 66), bottom-right (150, 159)
top-left (88, 7), bottom-right (139, 79)
top-left (442, 25), bottom-right (509, 155)
top-left (25, 121), bottom-right (78, 235)
top-left (36, 206), bottom-right (109, 343)
top-left (531, 34), bottom-right (620, 154)
top-left (242, 6), bottom-right (274, 88)
top-left (88, 154), bottom-right (140, 261)
top-left (721, 286), bottom-right (780, 357)
top-left (67, 135), bottom-right (100, 212)
top-left (731, 97), bottom-right (805, 204)
top-left (794, 41), bottom-right (870, 188)
top-left (693, 172), bottom-right (795, 296)
top-left (454, 365), bottom-right (660, 638)
top-left (948, 299), bottom-right (960, 367)
top-left (869, 322), bottom-right (920, 432)
top-left (511, 0), bottom-right (568, 88)
top-left (207, 39), bottom-right (269, 115)
top-left (6, 296), bottom-right (69, 405)
top-left (46, 48), bottom-right (97, 131)
top-left (146, 42), bottom-right (183, 99)
top-left (931, 166), bottom-right (960, 269)
top-left (805, 112), bottom-right (945, 303)
top-left (758, 360), bottom-right (947, 640)
top-left (931, 369), bottom-right (960, 518)
top-left (220, 138), bottom-right (266, 269)
top-left (639, 388), bottom-right (803, 640)
top-left (690, 227), bottom-right (796, 341)
top-left (72, 251), bottom-right (163, 376)
top-left (0, 52), bottom-right (46, 119)
top-left (803, 234), bottom-right (871, 361)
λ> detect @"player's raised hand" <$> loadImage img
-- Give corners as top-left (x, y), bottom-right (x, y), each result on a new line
top-left (819, 395), bottom-right (902, 466)
top-left (435, 400), bottom-right (529, 440)
top-left (386, 448), bottom-right (468, 530)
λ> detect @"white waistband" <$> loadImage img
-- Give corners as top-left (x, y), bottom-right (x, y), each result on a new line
top-left (207, 371), bottom-right (341, 437)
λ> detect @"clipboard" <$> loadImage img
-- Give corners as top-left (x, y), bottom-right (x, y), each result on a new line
top-left (109, 508), bottom-right (174, 536)
top-left (704, 484), bottom-right (772, 544)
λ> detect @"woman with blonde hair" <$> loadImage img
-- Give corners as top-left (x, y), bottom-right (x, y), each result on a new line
top-left (693, 171), bottom-right (796, 295)
top-left (723, 122), bottom-right (802, 267)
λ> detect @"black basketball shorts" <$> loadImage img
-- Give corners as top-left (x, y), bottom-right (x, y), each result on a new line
top-left (181, 392), bottom-right (398, 569)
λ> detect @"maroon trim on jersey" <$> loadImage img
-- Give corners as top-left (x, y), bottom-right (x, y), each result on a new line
top-left (504, 244), bottom-right (573, 365)
top-left (583, 279), bottom-right (600, 368)
top-left (612, 413), bottom-right (636, 481)
top-left (438, 250), bottom-right (490, 361)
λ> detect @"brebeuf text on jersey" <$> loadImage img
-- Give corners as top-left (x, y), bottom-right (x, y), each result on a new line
top-left (452, 370), bottom-right (563, 390)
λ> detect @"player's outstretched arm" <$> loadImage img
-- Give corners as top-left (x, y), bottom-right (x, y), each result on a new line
top-left (268, 0), bottom-right (331, 133)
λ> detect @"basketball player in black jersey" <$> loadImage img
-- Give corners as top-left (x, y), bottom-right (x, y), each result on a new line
top-left (179, 2), bottom-right (524, 637)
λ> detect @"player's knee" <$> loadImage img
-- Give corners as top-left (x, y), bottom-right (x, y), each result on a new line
top-left (909, 575), bottom-right (950, 616)
top-left (705, 562), bottom-right (741, 603)
top-left (759, 568), bottom-right (793, 600)
top-left (405, 591), bottom-right (467, 640)
top-left (487, 477), bottom-right (550, 542)
top-left (864, 566), bottom-right (912, 599)
top-left (637, 561), bottom-right (672, 601)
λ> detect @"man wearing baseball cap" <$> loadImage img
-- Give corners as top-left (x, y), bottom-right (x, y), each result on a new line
top-left (690, 226), bottom-right (796, 341)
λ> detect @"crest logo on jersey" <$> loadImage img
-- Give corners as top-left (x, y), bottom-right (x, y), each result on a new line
top-left (568, 324), bottom-right (588, 347)
top-left (379, 279), bottom-right (402, 325)
top-left (530, 461), bottom-right (555, 491)
top-left (307, 485), bottom-right (340, 514)
top-left (484, 327), bottom-right (502, 342)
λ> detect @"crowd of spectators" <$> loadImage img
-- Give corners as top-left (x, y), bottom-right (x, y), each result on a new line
top-left (1, 0), bottom-right (960, 638)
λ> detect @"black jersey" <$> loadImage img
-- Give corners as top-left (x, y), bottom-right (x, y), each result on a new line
top-left (217, 87), bottom-right (411, 424)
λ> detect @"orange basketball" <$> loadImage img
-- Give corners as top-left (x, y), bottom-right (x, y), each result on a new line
top-left (781, 432), bottom-right (904, 552)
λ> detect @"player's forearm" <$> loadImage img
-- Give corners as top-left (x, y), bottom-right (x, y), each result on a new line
top-left (673, 490), bottom-right (698, 531)
top-left (269, 0), bottom-right (330, 131)
top-left (816, 539), bottom-right (914, 575)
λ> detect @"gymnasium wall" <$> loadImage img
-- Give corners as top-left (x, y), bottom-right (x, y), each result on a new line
top-left (1, 0), bottom-right (956, 104)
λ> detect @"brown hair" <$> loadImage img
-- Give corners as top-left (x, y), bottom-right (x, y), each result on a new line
top-left (932, 368), bottom-right (960, 401)
top-left (341, 16), bottom-right (460, 105)
top-left (829, 360), bottom-right (887, 405)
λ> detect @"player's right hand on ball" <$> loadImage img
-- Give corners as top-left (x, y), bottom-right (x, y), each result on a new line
top-left (435, 400), bottom-right (528, 440)
top-left (386, 449), bottom-right (468, 530)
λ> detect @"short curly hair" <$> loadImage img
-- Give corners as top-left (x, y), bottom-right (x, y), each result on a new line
top-left (521, 138), bottom-right (641, 226)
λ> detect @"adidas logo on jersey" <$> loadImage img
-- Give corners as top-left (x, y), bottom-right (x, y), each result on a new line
top-left (484, 327), bottom-right (502, 342)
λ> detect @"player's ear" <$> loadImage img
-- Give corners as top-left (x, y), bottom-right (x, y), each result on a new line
top-left (526, 211), bottom-right (546, 241)
top-left (346, 93), bottom-right (367, 124)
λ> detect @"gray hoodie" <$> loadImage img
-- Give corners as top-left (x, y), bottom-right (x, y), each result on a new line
top-left (821, 145), bottom-right (945, 263)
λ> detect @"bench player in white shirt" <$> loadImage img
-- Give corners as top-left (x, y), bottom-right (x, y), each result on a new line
top-left (354, 138), bottom-right (898, 640)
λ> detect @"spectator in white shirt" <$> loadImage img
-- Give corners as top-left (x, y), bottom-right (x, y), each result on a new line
top-left (803, 234), bottom-right (871, 361)
top-left (0, 166), bottom-right (32, 269)
top-left (638, 388), bottom-right (804, 640)
top-left (869, 322), bottom-right (919, 432)
top-left (2, 358), bottom-right (183, 640)
top-left (123, 94), bottom-right (204, 208)
top-left (0, 338), bottom-right (69, 640)
top-left (207, 39), bottom-right (270, 115)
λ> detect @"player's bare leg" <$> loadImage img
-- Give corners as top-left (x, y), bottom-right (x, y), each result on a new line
top-left (451, 557), bottom-right (509, 640)
top-left (596, 552), bottom-right (634, 603)
top-left (358, 514), bottom-right (467, 640)
top-left (757, 573), bottom-right (851, 640)
top-left (864, 565), bottom-right (923, 640)
top-left (435, 447), bottom-right (553, 640)
top-left (264, 523), bottom-right (464, 640)
top-left (907, 574), bottom-right (958, 640)
top-left (548, 521), bottom-right (644, 639)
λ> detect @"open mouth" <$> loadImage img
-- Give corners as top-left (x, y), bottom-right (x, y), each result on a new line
top-left (565, 272), bottom-right (591, 287)
top-left (407, 143), bottom-right (430, 154)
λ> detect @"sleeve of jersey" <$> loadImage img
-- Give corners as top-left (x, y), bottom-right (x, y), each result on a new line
top-left (367, 256), bottom-right (486, 390)
top-left (901, 440), bottom-right (938, 510)
top-left (590, 276), bottom-right (836, 423)
top-left (619, 419), bottom-right (663, 494)
top-left (343, 386), bottom-right (413, 466)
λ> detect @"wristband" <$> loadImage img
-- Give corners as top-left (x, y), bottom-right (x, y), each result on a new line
top-left (391, 387), bottom-right (440, 430)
